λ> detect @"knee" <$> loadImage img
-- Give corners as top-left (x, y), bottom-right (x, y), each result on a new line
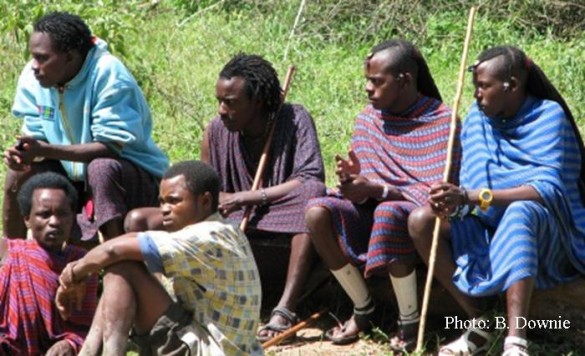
top-left (305, 206), bottom-right (326, 230)
top-left (407, 205), bottom-right (435, 241)
top-left (87, 158), bottom-right (120, 183)
top-left (305, 206), bottom-right (331, 239)
top-left (507, 200), bottom-right (546, 215)
top-left (124, 208), bottom-right (151, 232)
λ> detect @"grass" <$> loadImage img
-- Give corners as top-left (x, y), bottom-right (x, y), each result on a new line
top-left (1, 1), bottom-right (584, 354)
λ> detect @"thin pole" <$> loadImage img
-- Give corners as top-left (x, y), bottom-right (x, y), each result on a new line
top-left (239, 66), bottom-right (296, 232)
top-left (415, 6), bottom-right (477, 352)
top-left (262, 309), bottom-right (326, 349)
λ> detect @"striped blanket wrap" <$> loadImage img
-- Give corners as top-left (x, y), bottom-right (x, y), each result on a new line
top-left (0, 240), bottom-right (98, 354)
top-left (451, 96), bottom-right (585, 296)
top-left (308, 95), bottom-right (460, 277)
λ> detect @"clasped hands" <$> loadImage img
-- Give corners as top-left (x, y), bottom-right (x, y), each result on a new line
top-left (3, 136), bottom-right (44, 171)
top-left (428, 182), bottom-right (467, 218)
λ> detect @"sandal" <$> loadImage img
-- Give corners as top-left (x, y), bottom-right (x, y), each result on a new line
top-left (439, 318), bottom-right (494, 356)
top-left (389, 313), bottom-right (419, 353)
top-left (502, 336), bottom-right (529, 356)
top-left (256, 306), bottom-right (299, 344)
top-left (325, 300), bottom-right (375, 345)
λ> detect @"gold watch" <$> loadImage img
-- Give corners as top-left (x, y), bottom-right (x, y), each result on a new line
top-left (478, 188), bottom-right (493, 211)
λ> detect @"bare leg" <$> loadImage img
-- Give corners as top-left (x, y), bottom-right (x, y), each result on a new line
top-left (408, 206), bottom-right (481, 318)
top-left (3, 169), bottom-right (30, 238)
top-left (305, 207), bottom-right (348, 269)
top-left (506, 278), bottom-right (534, 339)
top-left (79, 298), bottom-right (105, 355)
top-left (82, 261), bottom-right (173, 356)
top-left (305, 206), bottom-right (370, 341)
top-left (257, 232), bottom-right (316, 339)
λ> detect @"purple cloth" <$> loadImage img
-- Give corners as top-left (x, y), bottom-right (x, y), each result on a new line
top-left (207, 103), bottom-right (325, 234)
top-left (308, 96), bottom-right (460, 276)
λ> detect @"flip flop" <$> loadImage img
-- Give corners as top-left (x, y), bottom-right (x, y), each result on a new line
top-left (389, 315), bottom-right (419, 353)
top-left (325, 300), bottom-right (375, 345)
top-left (257, 306), bottom-right (299, 344)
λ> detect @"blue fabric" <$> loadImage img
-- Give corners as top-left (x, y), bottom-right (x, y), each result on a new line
top-left (451, 97), bottom-right (585, 296)
top-left (12, 38), bottom-right (169, 181)
top-left (137, 232), bottom-right (164, 274)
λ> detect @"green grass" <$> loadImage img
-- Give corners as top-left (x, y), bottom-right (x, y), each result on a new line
top-left (1, 1), bottom-right (584, 354)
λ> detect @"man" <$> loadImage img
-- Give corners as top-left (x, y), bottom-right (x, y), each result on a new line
top-left (304, 39), bottom-right (460, 350)
top-left (0, 172), bottom-right (98, 355)
top-left (409, 46), bottom-right (585, 355)
top-left (3, 11), bottom-right (168, 244)
top-left (126, 54), bottom-right (326, 343)
top-left (57, 160), bottom-right (263, 355)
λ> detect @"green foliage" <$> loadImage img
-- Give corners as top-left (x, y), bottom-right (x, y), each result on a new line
top-left (0, 1), bottom-right (584, 354)
top-left (0, 0), bottom-right (146, 59)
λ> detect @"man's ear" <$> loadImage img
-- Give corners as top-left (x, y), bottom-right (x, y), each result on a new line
top-left (24, 216), bottom-right (31, 230)
top-left (201, 191), bottom-right (213, 212)
top-left (398, 72), bottom-right (413, 89)
top-left (507, 76), bottom-right (520, 93)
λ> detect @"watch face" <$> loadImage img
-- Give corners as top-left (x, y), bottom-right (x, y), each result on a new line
top-left (480, 190), bottom-right (492, 201)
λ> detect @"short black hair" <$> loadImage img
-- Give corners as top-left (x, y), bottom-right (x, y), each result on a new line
top-left (17, 172), bottom-right (78, 217)
top-left (219, 53), bottom-right (282, 116)
top-left (367, 39), bottom-right (442, 101)
top-left (34, 11), bottom-right (94, 57)
top-left (163, 160), bottom-right (220, 211)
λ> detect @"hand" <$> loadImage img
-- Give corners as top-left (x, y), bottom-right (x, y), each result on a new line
top-left (46, 340), bottom-right (75, 356)
top-left (55, 283), bottom-right (87, 321)
top-left (335, 149), bottom-right (360, 183)
top-left (337, 174), bottom-right (371, 203)
top-left (428, 182), bottom-right (466, 217)
top-left (218, 192), bottom-right (245, 216)
top-left (3, 141), bottom-right (30, 172)
top-left (59, 262), bottom-right (77, 289)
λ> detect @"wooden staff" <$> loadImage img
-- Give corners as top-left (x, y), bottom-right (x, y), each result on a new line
top-left (415, 6), bottom-right (477, 352)
top-left (239, 66), bottom-right (296, 232)
top-left (262, 309), bottom-right (326, 349)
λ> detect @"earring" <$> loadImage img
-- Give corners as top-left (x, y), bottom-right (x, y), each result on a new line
top-left (503, 82), bottom-right (510, 92)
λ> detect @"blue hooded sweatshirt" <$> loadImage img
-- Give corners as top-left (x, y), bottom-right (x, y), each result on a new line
top-left (12, 37), bottom-right (169, 181)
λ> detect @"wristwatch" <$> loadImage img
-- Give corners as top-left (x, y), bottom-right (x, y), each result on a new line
top-left (478, 188), bottom-right (493, 211)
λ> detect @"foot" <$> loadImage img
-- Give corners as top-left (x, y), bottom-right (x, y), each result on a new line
top-left (325, 301), bottom-right (375, 345)
top-left (257, 307), bottom-right (299, 344)
top-left (439, 317), bottom-right (493, 355)
top-left (502, 336), bottom-right (529, 356)
top-left (389, 314), bottom-right (419, 353)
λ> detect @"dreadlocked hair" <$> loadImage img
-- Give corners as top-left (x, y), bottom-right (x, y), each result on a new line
top-left (219, 53), bottom-right (282, 116)
top-left (367, 39), bottom-right (442, 101)
top-left (475, 45), bottom-right (585, 201)
top-left (34, 12), bottom-right (94, 58)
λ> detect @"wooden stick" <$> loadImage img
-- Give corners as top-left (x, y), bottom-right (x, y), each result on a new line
top-left (415, 6), bottom-right (477, 352)
top-left (262, 309), bottom-right (326, 349)
top-left (239, 66), bottom-right (296, 232)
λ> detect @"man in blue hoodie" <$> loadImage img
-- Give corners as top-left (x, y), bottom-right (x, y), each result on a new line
top-left (2, 12), bottom-right (169, 245)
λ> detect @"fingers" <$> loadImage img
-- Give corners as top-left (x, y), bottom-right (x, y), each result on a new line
top-left (347, 149), bottom-right (359, 165)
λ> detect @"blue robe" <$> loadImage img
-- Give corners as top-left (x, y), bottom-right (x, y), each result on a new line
top-left (451, 96), bottom-right (585, 296)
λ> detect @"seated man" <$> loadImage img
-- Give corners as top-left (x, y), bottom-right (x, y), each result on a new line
top-left (409, 46), bottom-right (585, 355)
top-left (127, 54), bottom-right (326, 342)
top-left (56, 160), bottom-right (263, 355)
top-left (305, 39), bottom-right (460, 350)
top-left (0, 172), bottom-right (98, 355)
top-left (3, 11), bottom-right (168, 244)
